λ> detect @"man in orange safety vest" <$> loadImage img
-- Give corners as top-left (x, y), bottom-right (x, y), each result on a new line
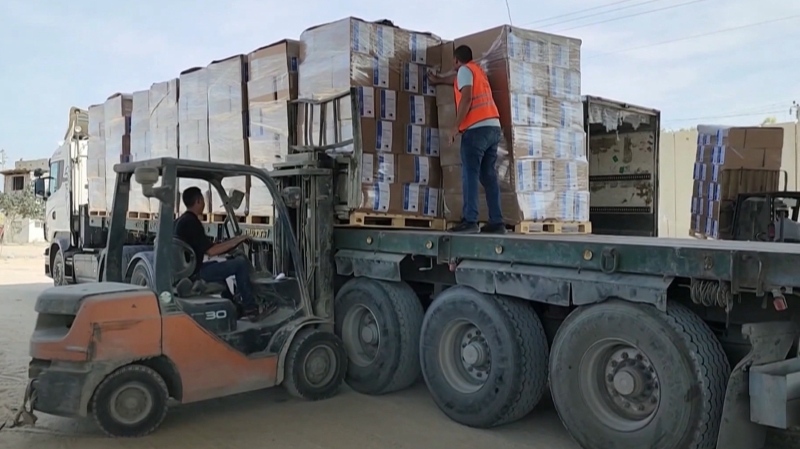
top-left (429, 45), bottom-right (505, 234)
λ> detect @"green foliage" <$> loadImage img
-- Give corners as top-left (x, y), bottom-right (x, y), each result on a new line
top-left (0, 187), bottom-right (45, 243)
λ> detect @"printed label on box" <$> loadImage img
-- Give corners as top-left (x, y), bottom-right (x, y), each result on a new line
top-left (352, 21), bottom-right (373, 55)
top-left (360, 154), bottom-right (375, 183)
top-left (378, 89), bottom-right (396, 120)
top-left (409, 34), bottom-right (428, 63)
top-left (373, 57), bottom-right (390, 88)
top-left (422, 187), bottom-right (439, 216)
top-left (410, 95), bottom-right (426, 125)
top-left (358, 87), bottom-right (375, 118)
top-left (375, 25), bottom-right (395, 58)
top-left (376, 154), bottom-right (396, 182)
top-left (407, 125), bottom-right (423, 154)
top-left (403, 63), bottom-right (419, 93)
top-left (427, 128), bottom-right (440, 156)
top-left (551, 42), bottom-right (569, 68)
top-left (376, 121), bottom-right (393, 152)
top-left (422, 70), bottom-right (435, 96)
top-left (413, 156), bottom-right (430, 184)
top-left (371, 183), bottom-right (390, 212)
top-left (527, 128), bottom-right (545, 158)
top-left (403, 183), bottom-right (420, 213)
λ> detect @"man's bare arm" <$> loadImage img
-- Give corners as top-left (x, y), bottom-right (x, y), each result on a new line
top-left (428, 70), bottom-right (456, 86)
top-left (206, 235), bottom-right (248, 257)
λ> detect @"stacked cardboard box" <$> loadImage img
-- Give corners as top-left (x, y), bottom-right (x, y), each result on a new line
top-left (102, 94), bottom-right (133, 212)
top-left (178, 67), bottom-right (211, 215)
top-left (208, 55), bottom-right (249, 215)
top-left (129, 90), bottom-right (151, 213)
top-left (298, 17), bottom-right (443, 218)
top-left (436, 26), bottom-right (588, 225)
top-left (247, 40), bottom-right (299, 217)
top-left (149, 79), bottom-right (179, 160)
top-left (690, 125), bottom-right (783, 239)
top-left (87, 104), bottom-right (106, 212)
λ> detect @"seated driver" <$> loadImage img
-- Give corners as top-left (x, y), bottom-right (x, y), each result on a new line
top-left (174, 187), bottom-right (273, 321)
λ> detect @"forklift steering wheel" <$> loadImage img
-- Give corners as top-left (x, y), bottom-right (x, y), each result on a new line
top-left (171, 238), bottom-right (197, 280)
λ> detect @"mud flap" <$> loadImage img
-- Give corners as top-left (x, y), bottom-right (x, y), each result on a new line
top-left (3, 379), bottom-right (38, 431)
top-left (716, 322), bottom-right (799, 449)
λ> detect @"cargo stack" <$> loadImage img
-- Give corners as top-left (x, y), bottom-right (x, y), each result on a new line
top-left (129, 90), bottom-right (151, 215)
top-left (690, 125), bottom-right (784, 239)
top-left (87, 104), bottom-right (106, 214)
top-left (298, 18), bottom-right (445, 226)
top-left (247, 39), bottom-right (299, 222)
top-left (103, 93), bottom-right (133, 213)
top-left (208, 55), bottom-right (249, 218)
top-left (436, 26), bottom-right (589, 232)
top-left (178, 67), bottom-right (211, 217)
top-left (149, 79), bottom-right (179, 160)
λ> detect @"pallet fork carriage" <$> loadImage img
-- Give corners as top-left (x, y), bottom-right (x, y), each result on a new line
top-left (19, 90), bottom-right (800, 448)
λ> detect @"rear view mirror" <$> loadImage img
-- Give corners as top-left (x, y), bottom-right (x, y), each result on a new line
top-left (134, 167), bottom-right (160, 187)
top-left (227, 189), bottom-right (245, 210)
top-left (33, 178), bottom-right (46, 198)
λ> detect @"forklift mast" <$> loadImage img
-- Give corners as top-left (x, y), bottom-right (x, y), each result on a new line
top-left (270, 90), bottom-right (357, 320)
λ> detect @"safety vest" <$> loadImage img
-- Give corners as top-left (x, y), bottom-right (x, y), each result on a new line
top-left (453, 61), bottom-right (500, 132)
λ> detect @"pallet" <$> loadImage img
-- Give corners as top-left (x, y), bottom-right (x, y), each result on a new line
top-left (127, 211), bottom-right (152, 219)
top-left (247, 215), bottom-right (272, 225)
top-left (210, 213), bottom-right (246, 223)
top-left (689, 229), bottom-right (708, 239)
top-left (341, 212), bottom-right (447, 230)
top-left (89, 210), bottom-right (108, 217)
top-left (515, 221), bottom-right (592, 234)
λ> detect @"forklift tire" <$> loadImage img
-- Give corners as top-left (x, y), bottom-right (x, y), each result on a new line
top-left (419, 286), bottom-right (549, 428)
top-left (549, 300), bottom-right (730, 449)
top-left (52, 250), bottom-right (68, 286)
top-left (334, 278), bottom-right (424, 395)
top-left (283, 328), bottom-right (347, 401)
top-left (90, 364), bottom-right (169, 438)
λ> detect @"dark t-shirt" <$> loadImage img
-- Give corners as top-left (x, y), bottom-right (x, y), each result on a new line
top-left (174, 212), bottom-right (211, 275)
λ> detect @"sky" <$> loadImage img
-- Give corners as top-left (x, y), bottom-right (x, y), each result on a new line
top-left (0, 0), bottom-right (799, 166)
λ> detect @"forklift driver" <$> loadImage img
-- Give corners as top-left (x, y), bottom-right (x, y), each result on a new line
top-left (174, 187), bottom-right (272, 321)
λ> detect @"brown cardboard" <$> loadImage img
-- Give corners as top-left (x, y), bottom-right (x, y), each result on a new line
top-left (443, 192), bottom-right (524, 223)
top-left (248, 39), bottom-right (300, 102)
top-left (208, 54), bottom-right (248, 115)
top-left (397, 93), bottom-right (437, 126)
top-left (357, 182), bottom-right (441, 217)
top-left (362, 120), bottom-right (441, 156)
top-left (401, 62), bottom-right (436, 96)
top-left (442, 160), bottom-right (514, 194)
top-left (358, 153), bottom-right (441, 186)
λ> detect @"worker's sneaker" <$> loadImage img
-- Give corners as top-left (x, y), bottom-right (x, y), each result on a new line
top-left (480, 223), bottom-right (507, 234)
top-left (244, 303), bottom-right (278, 322)
top-left (448, 222), bottom-right (480, 234)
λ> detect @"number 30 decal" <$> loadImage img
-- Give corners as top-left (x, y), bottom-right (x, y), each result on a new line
top-left (205, 310), bottom-right (228, 320)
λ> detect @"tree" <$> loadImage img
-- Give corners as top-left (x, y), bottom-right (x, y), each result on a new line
top-left (0, 187), bottom-right (45, 247)
top-left (761, 116), bottom-right (778, 125)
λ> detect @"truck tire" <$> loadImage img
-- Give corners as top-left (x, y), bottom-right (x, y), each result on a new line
top-left (549, 300), bottom-right (730, 449)
top-left (334, 278), bottom-right (424, 395)
top-left (283, 328), bottom-right (347, 401)
top-left (129, 261), bottom-right (152, 287)
top-left (52, 250), bottom-right (68, 286)
top-left (90, 364), bottom-right (169, 438)
top-left (419, 286), bottom-right (549, 428)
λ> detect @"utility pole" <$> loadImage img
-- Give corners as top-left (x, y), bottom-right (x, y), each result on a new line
top-left (791, 101), bottom-right (799, 122)
top-left (0, 149), bottom-right (6, 170)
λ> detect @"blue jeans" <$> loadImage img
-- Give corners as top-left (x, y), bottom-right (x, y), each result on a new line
top-left (460, 126), bottom-right (503, 225)
top-left (197, 256), bottom-right (256, 309)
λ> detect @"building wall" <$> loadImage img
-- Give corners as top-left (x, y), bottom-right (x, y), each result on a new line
top-left (658, 122), bottom-right (800, 238)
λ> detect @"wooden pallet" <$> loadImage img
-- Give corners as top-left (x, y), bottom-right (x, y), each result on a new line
top-left (341, 212), bottom-right (447, 230)
top-left (689, 229), bottom-right (708, 239)
top-left (247, 215), bottom-right (272, 225)
top-left (515, 221), bottom-right (592, 234)
top-left (89, 210), bottom-right (108, 217)
top-left (127, 211), bottom-right (152, 219)
top-left (210, 213), bottom-right (246, 223)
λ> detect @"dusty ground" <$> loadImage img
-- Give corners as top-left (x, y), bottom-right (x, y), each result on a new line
top-left (0, 244), bottom-right (578, 449)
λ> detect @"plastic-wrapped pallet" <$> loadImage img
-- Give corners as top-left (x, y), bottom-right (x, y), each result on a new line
top-left (435, 26), bottom-right (588, 225)
top-left (178, 67), bottom-right (211, 216)
top-left (299, 17), bottom-right (444, 218)
top-left (247, 40), bottom-right (299, 218)
top-left (103, 93), bottom-right (133, 213)
top-left (149, 79), bottom-right (179, 159)
top-left (208, 55), bottom-right (248, 215)
top-left (129, 90), bottom-right (151, 214)
top-left (87, 104), bottom-right (106, 213)
top-left (690, 125), bottom-right (783, 239)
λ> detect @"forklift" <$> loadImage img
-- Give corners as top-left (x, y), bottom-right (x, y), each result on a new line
top-left (15, 152), bottom-right (347, 437)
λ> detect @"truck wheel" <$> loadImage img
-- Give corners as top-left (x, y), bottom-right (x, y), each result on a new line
top-left (283, 328), bottom-right (347, 401)
top-left (549, 300), bottom-right (730, 449)
top-left (90, 365), bottom-right (169, 438)
top-left (129, 261), bottom-right (151, 287)
top-left (419, 286), bottom-right (549, 428)
top-left (334, 278), bottom-right (424, 395)
top-left (52, 250), bottom-right (68, 286)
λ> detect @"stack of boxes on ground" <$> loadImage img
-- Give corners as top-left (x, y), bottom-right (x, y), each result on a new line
top-left (690, 125), bottom-right (784, 239)
top-left (298, 18), bottom-right (444, 222)
top-left (436, 26), bottom-right (588, 226)
top-left (87, 94), bottom-right (132, 215)
top-left (85, 17), bottom-right (590, 232)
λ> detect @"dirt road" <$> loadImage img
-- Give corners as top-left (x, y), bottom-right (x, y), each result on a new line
top-left (0, 245), bottom-right (578, 449)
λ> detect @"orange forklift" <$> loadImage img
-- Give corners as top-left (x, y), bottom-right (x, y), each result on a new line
top-left (15, 154), bottom-right (347, 437)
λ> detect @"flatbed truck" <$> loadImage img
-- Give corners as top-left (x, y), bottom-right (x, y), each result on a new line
top-left (31, 93), bottom-right (800, 449)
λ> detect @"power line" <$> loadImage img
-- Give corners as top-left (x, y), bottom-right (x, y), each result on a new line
top-left (518, 0), bottom-right (645, 27)
top-left (584, 14), bottom-right (800, 59)
top-left (553, 0), bottom-right (708, 33)
top-left (665, 108), bottom-right (789, 123)
top-left (522, 0), bottom-right (664, 28)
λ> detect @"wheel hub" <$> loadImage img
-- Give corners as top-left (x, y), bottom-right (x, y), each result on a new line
top-left (360, 323), bottom-right (379, 345)
top-left (109, 383), bottom-right (153, 425)
top-left (341, 305), bottom-right (381, 367)
top-left (581, 341), bottom-right (661, 432)
top-left (304, 346), bottom-right (336, 388)
top-left (439, 320), bottom-right (491, 394)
